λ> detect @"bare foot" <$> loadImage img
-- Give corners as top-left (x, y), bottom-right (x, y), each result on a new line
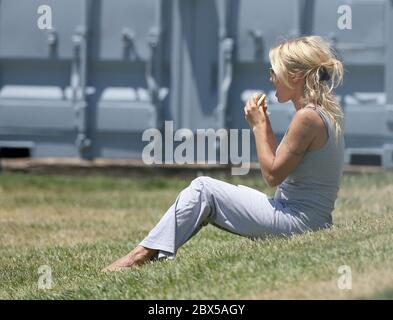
top-left (101, 245), bottom-right (158, 272)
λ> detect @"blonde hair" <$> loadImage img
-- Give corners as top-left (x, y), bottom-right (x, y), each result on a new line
top-left (269, 35), bottom-right (344, 145)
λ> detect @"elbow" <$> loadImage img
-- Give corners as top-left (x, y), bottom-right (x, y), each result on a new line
top-left (268, 179), bottom-right (280, 188)
top-left (264, 174), bottom-right (280, 188)
top-left (266, 173), bottom-right (283, 188)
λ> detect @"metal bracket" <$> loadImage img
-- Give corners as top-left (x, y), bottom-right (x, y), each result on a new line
top-left (248, 29), bottom-right (264, 60)
top-left (122, 27), bottom-right (137, 60)
top-left (146, 27), bottom-right (161, 105)
top-left (71, 26), bottom-right (91, 152)
top-left (47, 29), bottom-right (58, 57)
top-left (214, 38), bottom-right (234, 129)
top-left (386, 104), bottom-right (393, 132)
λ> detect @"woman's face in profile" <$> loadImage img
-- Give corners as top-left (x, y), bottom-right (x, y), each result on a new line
top-left (270, 67), bottom-right (298, 104)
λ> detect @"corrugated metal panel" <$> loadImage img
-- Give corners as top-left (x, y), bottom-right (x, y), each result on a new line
top-left (0, 0), bottom-right (392, 167)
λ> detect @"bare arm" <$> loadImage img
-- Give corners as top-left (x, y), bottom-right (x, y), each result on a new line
top-left (252, 118), bottom-right (279, 186)
top-left (251, 111), bottom-right (318, 187)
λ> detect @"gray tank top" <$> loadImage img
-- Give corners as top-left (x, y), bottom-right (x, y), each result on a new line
top-left (273, 105), bottom-right (346, 228)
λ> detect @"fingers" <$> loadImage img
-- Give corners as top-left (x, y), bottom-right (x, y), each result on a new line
top-left (244, 92), bottom-right (267, 118)
top-left (245, 92), bottom-right (271, 121)
top-left (257, 94), bottom-right (266, 107)
top-left (246, 97), bottom-right (257, 110)
top-left (244, 96), bottom-right (259, 115)
top-left (249, 92), bottom-right (266, 110)
top-left (255, 92), bottom-right (269, 115)
top-left (252, 92), bottom-right (261, 103)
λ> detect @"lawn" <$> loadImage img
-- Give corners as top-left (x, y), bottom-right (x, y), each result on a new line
top-left (0, 170), bottom-right (393, 299)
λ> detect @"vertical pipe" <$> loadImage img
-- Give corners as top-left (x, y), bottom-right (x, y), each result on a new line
top-left (0, 0), bottom-right (2, 92)
top-left (146, 0), bottom-right (163, 127)
top-left (169, 0), bottom-right (182, 130)
top-left (386, 0), bottom-right (393, 104)
top-left (217, 0), bottom-right (227, 85)
top-left (299, 0), bottom-right (315, 36)
top-left (169, 0), bottom-right (192, 130)
top-left (216, 0), bottom-right (226, 130)
top-left (73, 0), bottom-right (91, 158)
top-left (79, 0), bottom-right (87, 107)
top-left (215, 0), bottom-right (233, 130)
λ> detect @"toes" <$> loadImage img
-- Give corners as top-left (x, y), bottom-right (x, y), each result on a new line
top-left (101, 251), bottom-right (155, 273)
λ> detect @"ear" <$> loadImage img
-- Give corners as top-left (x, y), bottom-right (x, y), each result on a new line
top-left (290, 72), bottom-right (304, 84)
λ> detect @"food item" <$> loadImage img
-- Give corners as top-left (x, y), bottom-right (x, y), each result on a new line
top-left (252, 92), bottom-right (270, 115)
top-left (257, 94), bottom-right (266, 107)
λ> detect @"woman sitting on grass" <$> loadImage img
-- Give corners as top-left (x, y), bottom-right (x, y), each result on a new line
top-left (103, 35), bottom-right (346, 272)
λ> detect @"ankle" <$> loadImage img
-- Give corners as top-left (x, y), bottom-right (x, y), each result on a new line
top-left (132, 246), bottom-right (158, 259)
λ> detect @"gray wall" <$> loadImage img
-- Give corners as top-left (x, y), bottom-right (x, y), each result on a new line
top-left (0, 0), bottom-right (392, 167)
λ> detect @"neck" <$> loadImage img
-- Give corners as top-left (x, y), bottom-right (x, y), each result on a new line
top-left (292, 95), bottom-right (303, 111)
top-left (291, 84), bottom-right (305, 111)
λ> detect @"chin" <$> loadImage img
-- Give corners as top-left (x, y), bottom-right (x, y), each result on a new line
top-left (277, 96), bottom-right (290, 104)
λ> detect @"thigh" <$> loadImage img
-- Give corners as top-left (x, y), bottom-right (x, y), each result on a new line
top-left (196, 176), bottom-right (309, 238)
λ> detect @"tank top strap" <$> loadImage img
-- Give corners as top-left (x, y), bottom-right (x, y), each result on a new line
top-left (304, 104), bottom-right (331, 139)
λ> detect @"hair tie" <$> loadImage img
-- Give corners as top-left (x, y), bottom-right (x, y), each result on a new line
top-left (319, 67), bottom-right (331, 82)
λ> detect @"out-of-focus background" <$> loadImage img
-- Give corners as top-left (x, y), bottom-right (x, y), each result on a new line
top-left (0, 0), bottom-right (392, 167)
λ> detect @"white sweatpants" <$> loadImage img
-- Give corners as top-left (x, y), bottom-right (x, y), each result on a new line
top-left (139, 176), bottom-right (313, 259)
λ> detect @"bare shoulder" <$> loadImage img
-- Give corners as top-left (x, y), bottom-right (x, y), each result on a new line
top-left (290, 107), bottom-right (321, 133)
top-left (283, 107), bottom-right (322, 154)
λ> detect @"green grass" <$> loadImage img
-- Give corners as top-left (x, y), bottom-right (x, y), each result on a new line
top-left (0, 171), bottom-right (393, 299)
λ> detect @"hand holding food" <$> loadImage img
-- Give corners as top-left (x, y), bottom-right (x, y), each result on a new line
top-left (244, 91), bottom-right (271, 128)
top-left (252, 92), bottom-right (270, 115)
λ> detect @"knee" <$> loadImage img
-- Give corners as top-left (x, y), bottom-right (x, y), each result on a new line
top-left (191, 176), bottom-right (213, 190)
top-left (190, 176), bottom-right (215, 197)
top-left (189, 176), bottom-right (215, 220)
